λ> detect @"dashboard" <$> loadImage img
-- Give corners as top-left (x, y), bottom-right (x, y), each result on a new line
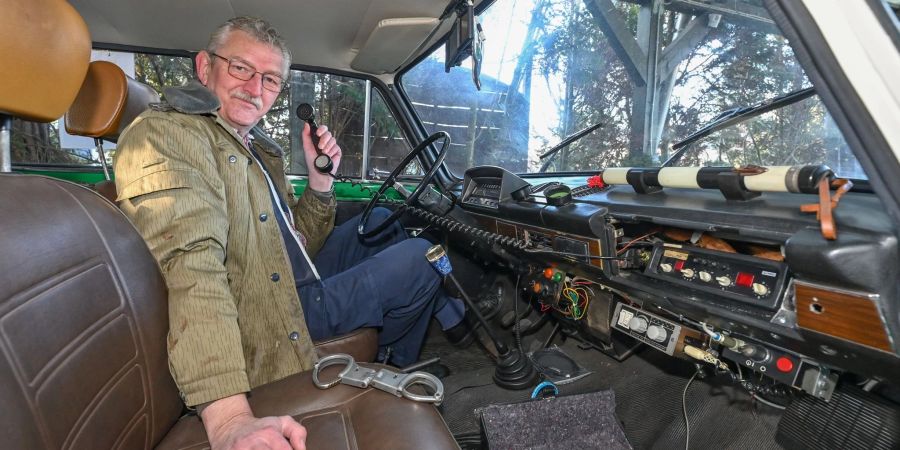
top-left (442, 165), bottom-right (900, 400)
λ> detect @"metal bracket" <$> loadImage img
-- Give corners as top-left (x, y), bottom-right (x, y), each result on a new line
top-left (312, 353), bottom-right (444, 405)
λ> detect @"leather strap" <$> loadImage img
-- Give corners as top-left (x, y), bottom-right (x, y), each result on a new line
top-left (800, 177), bottom-right (853, 240)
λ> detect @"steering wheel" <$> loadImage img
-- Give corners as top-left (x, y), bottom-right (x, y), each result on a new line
top-left (358, 131), bottom-right (451, 238)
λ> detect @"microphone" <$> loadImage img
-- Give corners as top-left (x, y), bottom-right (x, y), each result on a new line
top-left (295, 103), bottom-right (333, 174)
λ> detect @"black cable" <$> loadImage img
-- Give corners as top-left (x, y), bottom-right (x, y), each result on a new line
top-left (522, 249), bottom-right (625, 260)
top-left (444, 381), bottom-right (497, 399)
top-left (329, 174), bottom-right (376, 195)
top-left (402, 204), bottom-right (530, 249)
top-left (752, 394), bottom-right (788, 410)
top-left (513, 274), bottom-right (545, 376)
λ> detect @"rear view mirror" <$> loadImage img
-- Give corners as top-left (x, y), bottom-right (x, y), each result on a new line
top-left (445, 1), bottom-right (474, 72)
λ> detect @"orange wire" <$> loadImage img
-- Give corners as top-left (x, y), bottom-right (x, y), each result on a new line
top-left (617, 230), bottom-right (657, 255)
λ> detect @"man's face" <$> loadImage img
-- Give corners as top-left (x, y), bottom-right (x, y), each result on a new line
top-left (197, 30), bottom-right (285, 133)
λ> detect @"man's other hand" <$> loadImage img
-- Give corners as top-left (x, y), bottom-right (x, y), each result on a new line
top-left (202, 394), bottom-right (307, 450)
top-left (302, 122), bottom-right (342, 193)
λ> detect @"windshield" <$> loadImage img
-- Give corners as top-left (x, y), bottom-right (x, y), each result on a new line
top-left (401, 0), bottom-right (866, 180)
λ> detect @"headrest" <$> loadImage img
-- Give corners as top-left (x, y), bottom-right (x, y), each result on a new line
top-left (0, 0), bottom-right (91, 122)
top-left (65, 61), bottom-right (161, 142)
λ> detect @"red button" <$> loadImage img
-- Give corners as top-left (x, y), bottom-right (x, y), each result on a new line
top-left (674, 260), bottom-right (685, 271)
top-left (735, 272), bottom-right (754, 287)
top-left (776, 356), bottom-right (794, 373)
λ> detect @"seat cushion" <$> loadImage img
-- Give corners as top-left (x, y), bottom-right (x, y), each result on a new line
top-left (156, 364), bottom-right (458, 450)
top-left (314, 327), bottom-right (378, 362)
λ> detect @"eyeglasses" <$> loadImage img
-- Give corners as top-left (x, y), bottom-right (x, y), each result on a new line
top-left (209, 52), bottom-right (285, 93)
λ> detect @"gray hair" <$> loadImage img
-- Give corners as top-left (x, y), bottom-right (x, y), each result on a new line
top-left (207, 16), bottom-right (291, 78)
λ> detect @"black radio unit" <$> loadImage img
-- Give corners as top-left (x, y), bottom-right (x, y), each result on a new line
top-left (644, 244), bottom-right (788, 310)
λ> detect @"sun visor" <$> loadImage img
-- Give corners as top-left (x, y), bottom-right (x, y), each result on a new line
top-left (351, 18), bottom-right (440, 75)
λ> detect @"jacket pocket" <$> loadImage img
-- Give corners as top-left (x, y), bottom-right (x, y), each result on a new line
top-left (117, 169), bottom-right (197, 201)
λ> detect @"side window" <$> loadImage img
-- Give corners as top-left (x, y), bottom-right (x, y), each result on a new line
top-left (13, 53), bottom-right (413, 181)
top-left (268, 72), bottom-right (362, 175)
top-left (267, 70), bottom-right (412, 179)
top-left (368, 89), bottom-right (413, 178)
top-left (11, 50), bottom-right (192, 168)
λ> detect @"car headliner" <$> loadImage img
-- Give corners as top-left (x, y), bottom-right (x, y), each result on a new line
top-left (69, 0), bottom-right (481, 80)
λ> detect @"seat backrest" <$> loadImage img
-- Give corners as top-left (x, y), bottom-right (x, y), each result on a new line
top-left (0, 175), bottom-right (183, 449)
top-left (0, 1), bottom-right (183, 448)
top-left (65, 60), bottom-right (161, 142)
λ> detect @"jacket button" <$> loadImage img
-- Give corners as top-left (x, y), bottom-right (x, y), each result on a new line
top-left (289, 331), bottom-right (300, 341)
top-left (228, 155), bottom-right (237, 163)
top-left (271, 273), bottom-right (280, 282)
top-left (259, 213), bottom-right (268, 222)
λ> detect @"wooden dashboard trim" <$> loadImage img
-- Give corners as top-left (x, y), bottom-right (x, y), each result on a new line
top-left (470, 213), bottom-right (607, 270)
top-left (794, 281), bottom-right (893, 353)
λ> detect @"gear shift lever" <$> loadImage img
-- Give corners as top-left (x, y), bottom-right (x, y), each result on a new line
top-left (427, 245), bottom-right (537, 389)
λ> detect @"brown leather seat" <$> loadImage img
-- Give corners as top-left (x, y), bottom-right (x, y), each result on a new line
top-left (62, 55), bottom-right (380, 363)
top-left (65, 60), bottom-right (161, 142)
top-left (0, 174), bottom-right (456, 450)
top-left (0, 2), bottom-right (454, 449)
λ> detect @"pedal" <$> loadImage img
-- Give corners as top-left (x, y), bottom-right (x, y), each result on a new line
top-left (776, 384), bottom-right (900, 449)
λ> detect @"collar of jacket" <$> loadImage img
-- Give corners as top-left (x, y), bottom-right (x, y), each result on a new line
top-left (154, 80), bottom-right (284, 157)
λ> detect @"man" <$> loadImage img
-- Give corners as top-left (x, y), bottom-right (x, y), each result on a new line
top-left (114, 16), bottom-right (467, 449)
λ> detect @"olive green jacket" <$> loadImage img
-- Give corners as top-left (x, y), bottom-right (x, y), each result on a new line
top-left (114, 82), bottom-right (334, 406)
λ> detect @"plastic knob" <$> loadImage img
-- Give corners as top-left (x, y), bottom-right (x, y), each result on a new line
top-left (681, 268), bottom-right (695, 278)
top-left (752, 283), bottom-right (769, 296)
top-left (646, 325), bottom-right (667, 343)
top-left (716, 276), bottom-right (732, 286)
top-left (628, 316), bottom-right (649, 333)
top-left (740, 344), bottom-right (770, 363)
top-left (699, 271), bottom-right (712, 282)
top-left (660, 263), bottom-right (673, 273)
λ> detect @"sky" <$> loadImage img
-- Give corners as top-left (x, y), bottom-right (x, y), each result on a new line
top-left (471, 0), bottom-right (565, 167)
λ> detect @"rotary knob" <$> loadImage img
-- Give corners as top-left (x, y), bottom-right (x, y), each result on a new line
top-left (699, 271), bottom-right (712, 282)
top-left (660, 263), bottom-right (673, 273)
top-left (752, 283), bottom-right (769, 296)
top-left (681, 268), bottom-right (695, 278)
top-left (628, 316), bottom-right (649, 333)
top-left (740, 344), bottom-right (770, 363)
top-left (716, 276), bottom-right (732, 286)
top-left (646, 325), bottom-right (668, 343)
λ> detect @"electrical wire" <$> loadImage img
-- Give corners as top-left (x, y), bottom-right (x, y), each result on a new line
top-left (330, 174), bottom-right (377, 196)
top-left (752, 394), bottom-right (788, 410)
top-left (551, 279), bottom-right (592, 320)
top-left (513, 274), bottom-right (542, 374)
top-left (617, 230), bottom-right (658, 255)
top-left (682, 369), bottom-right (700, 450)
top-left (523, 249), bottom-right (625, 260)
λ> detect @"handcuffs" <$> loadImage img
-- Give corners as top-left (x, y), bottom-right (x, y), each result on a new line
top-left (312, 353), bottom-right (444, 405)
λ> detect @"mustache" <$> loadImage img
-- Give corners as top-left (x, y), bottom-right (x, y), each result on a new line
top-left (230, 90), bottom-right (263, 110)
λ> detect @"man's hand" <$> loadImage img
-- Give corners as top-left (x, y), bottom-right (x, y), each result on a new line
top-left (201, 394), bottom-right (307, 450)
top-left (302, 122), bottom-right (342, 193)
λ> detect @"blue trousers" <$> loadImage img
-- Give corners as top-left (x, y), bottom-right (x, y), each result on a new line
top-left (298, 207), bottom-right (458, 366)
